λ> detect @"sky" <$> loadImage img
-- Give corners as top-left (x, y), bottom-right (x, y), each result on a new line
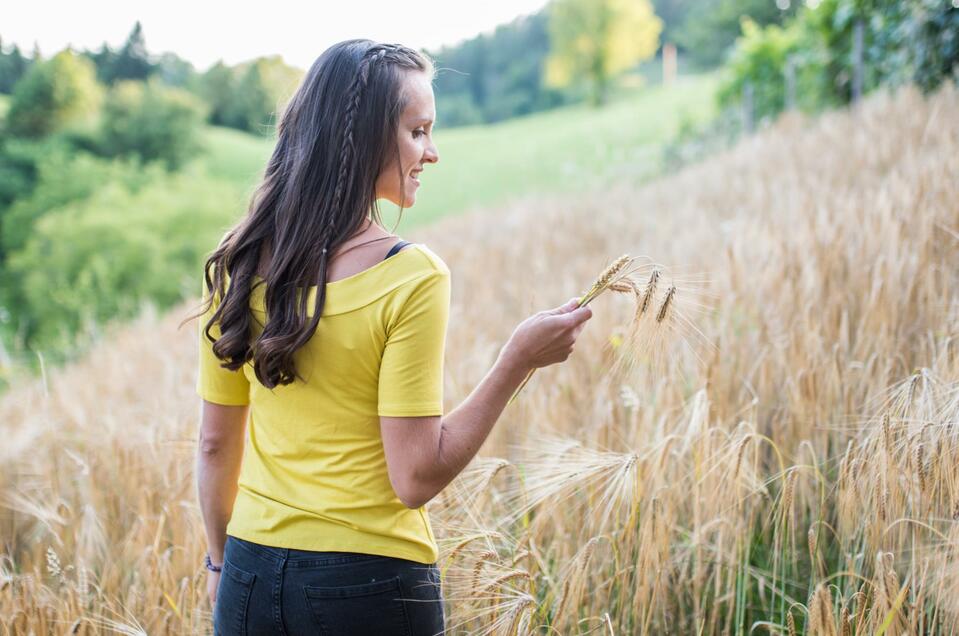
top-left (1, 0), bottom-right (552, 71)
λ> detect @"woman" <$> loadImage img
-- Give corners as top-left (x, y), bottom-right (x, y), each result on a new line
top-left (193, 39), bottom-right (592, 635)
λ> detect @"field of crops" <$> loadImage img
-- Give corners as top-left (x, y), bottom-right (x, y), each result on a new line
top-left (1, 84), bottom-right (957, 634)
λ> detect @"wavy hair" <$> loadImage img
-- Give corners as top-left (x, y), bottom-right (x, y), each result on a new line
top-left (182, 40), bottom-right (434, 389)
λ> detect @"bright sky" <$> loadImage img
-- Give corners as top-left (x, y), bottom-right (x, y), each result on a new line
top-left (1, 0), bottom-right (552, 71)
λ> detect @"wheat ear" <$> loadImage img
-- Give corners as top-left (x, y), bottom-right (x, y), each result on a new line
top-left (508, 255), bottom-right (633, 404)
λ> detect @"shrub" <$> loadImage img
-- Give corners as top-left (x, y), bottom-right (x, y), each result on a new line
top-left (5, 50), bottom-right (103, 138)
top-left (4, 166), bottom-right (244, 356)
top-left (97, 78), bottom-right (207, 169)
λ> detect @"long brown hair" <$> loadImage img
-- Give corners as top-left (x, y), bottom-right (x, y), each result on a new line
top-left (183, 40), bottom-right (434, 389)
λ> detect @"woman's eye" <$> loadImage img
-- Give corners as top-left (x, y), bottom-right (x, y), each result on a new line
top-left (413, 129), bottom-right (425, 138)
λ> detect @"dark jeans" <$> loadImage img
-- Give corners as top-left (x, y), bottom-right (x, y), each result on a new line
top-left (214, 535), bottom-right (446, 636)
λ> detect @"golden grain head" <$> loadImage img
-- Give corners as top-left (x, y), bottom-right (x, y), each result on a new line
top-left (638, 268), bottom-right (661, 316)
top-left (655, 285), bottom-right (677, 323)
top-left (595, 254), bottom-right (631, 289)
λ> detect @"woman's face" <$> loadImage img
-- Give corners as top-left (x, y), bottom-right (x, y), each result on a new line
top-left (375, 70), bottom-right (439, 208)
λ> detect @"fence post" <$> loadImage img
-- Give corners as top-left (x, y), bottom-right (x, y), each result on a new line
top-left (662, 43), bottom-right (677, 85)
top-left (742, 81), bottom-right (754, 134)
top-left (852, 18), bottom-right (864, 103)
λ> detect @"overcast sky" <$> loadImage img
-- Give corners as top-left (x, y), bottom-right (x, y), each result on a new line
top-left (1, 0), bottom-right (552, 71)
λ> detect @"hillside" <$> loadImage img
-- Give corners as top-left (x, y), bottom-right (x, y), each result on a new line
top-left (1, 85), bottom-right (957, 633)
top-left (0, 75), bottom-right (716, 388)
top-left (197, 74), bottom-right (718, 227)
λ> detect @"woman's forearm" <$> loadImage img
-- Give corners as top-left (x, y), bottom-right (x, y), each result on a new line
top-left (425, 348), bottom-right (531, 499)
top-left (196, 438), bottom-right (244, 563)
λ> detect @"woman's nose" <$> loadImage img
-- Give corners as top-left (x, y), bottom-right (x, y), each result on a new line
top-left (423, 141), bottom-right (439, 164)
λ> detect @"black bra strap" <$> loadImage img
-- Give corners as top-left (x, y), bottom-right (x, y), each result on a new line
top-left (384, 240), bottom-right (413, 260)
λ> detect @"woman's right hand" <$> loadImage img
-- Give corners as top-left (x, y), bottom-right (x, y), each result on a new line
top-left (207, 569), bottom-right (220, 608)
top-left (502, 297), bottom-right (593, 371)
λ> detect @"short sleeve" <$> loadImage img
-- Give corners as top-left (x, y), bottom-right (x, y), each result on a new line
top-left (378, 270), bottom-right (451, 417)
top-left (196, 270), bottom-right (251, 406)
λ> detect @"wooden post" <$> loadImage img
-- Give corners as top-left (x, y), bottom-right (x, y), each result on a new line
top-left (742, 82), bottom-right (754, 133)
top-left (852, 18), bottom-right (864, 103)
top-left (662, 43), bottom-right (677, 85)
top-left (784, 56), bottom-right (796, 111)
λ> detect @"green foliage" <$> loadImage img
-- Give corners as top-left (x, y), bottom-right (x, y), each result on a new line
top-left (0, 137), bottom-right (48, 244)
top-left (196, 62), bottom-right (234, 126)
top-left (803, 0), bottom-right (958, 99)
top-left (97, 78), bottom-right (207, 169)
top-left (3, 166), bottom-right (243, 356)
top-left (0, 38), bottom-right (31, 94)
top-left (196, 56), bottom-right (301, 134)
top-left (545, 0), bottom-right (663, 105)
top-left (652, 0), bottom-right (699, 44)
top-left (0, 147), bottom-right (158, 345)
top-left (717, 0), bottom-right (959, 124)
top-left (718, 19), bottom-right (809, 121)
top-left (675, 0), bottom-right (794, 69)
top-left (0, 147), bottom-right (154, 258)
top-left (85, 21), bottom-right (156, 85)
top-left (153, 52), bottom-right (197, 89)
top-left (5, 50), bottom-right (103, 138)
top-left (225, 64), bottom-right (275, 133)
top-left (429, 12), bottom-right (569, 127)
top-left (908, 0), bottom-right (959, 92)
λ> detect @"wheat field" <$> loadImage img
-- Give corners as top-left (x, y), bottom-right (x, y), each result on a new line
top-left (1, 84), bottom-right (958, 634)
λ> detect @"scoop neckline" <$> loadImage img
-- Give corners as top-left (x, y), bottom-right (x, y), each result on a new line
top-left (252, 243), bottom-right (418, 288)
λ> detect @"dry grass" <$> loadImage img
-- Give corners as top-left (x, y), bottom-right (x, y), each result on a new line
top-left (1, 84), bottom-right (958, 634)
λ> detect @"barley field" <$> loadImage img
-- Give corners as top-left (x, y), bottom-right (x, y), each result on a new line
top-left (1, 84), bottom-right (958, 634)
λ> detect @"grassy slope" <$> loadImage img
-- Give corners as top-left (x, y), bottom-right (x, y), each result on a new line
top-left (0, 94), bottom-right (9, 120)
top-left (196, 74), bottom-right (719, 228)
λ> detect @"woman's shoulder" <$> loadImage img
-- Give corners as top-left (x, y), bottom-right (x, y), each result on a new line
top-left (405, 243), bottom-right (450, 277)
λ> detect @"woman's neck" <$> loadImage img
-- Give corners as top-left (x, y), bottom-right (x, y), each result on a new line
top-left (256, 219), bottom-right (394, 278)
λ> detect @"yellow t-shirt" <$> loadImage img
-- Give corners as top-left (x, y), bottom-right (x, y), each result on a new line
top-left (196, 243), bottom-right (450, 564)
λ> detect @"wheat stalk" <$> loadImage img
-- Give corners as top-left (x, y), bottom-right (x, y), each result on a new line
top-left (508, 254), bottom-right (634, 403)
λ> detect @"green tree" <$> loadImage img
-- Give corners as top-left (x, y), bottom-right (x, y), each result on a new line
top-left (545, 0), bottom-right (663, 106)
top-left (652, 0), bottom-right (698, 44)
top-left (154, 52), bottom-right (196, 88)
top-left (86, 43), bottom-right (118, 85)
top-left (97, 78), bottom-right (207, 169)
top-left (197, 56), bottom-right (301, 134)
top-left (0, 147), bottom-right (158, 338)
top-left (197, 61), bottom-right (235, 127)
top-left (430, 11), bottom-right (569, 127)
top-left (229, 64), bottom-right (273, 132)
top-left (4, 168), bottom-right (240, 355)
top-left (907, 0), bottom-right (959, 92)
top-left (717, 18), bottom-right (812, 121)
top-left (0, 38), bottom-right (31, 94)
top-left (5, 50), bottom-right (103, 137)
top-left (224, 57), bottom-right (298, 133)
top-left (676, 0), bottom-right (794, 69)
top-left (108, 21), bottom-right (155, 83)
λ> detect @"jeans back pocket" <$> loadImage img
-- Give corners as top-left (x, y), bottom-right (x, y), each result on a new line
top-left (303, 575), bottom-right (412, 636)
top-left (213, 561), bottom-right (256, 636)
